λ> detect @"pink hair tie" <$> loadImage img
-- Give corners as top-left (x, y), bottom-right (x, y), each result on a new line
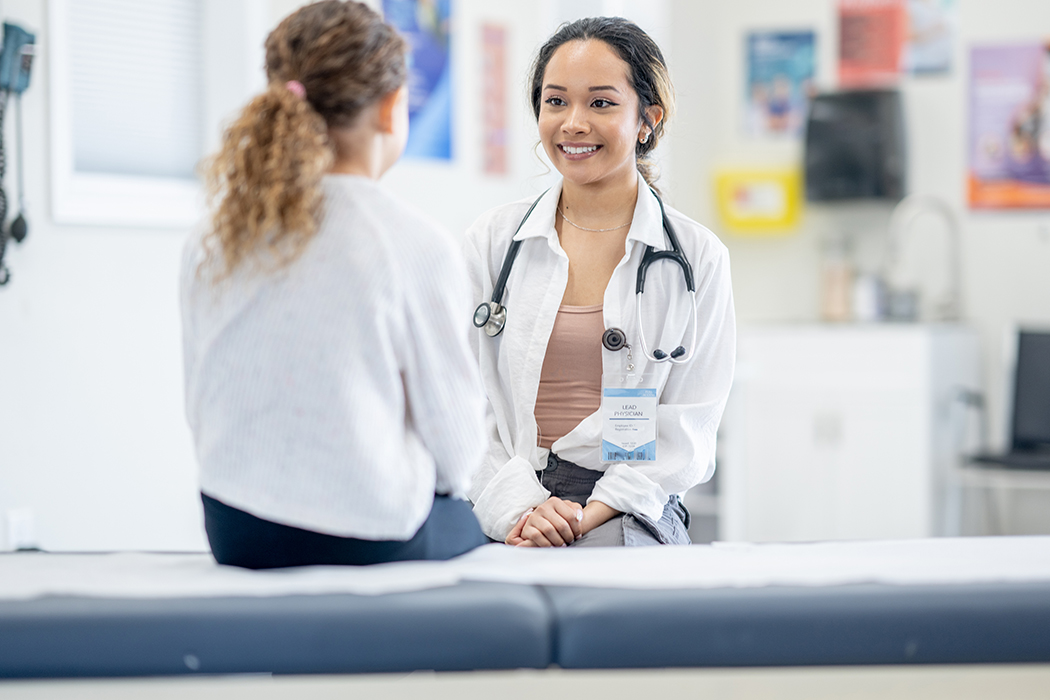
top-left (285, 80), bottom-right (306, 99)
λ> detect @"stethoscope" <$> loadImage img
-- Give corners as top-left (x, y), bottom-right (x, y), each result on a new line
top-left (472, 189), bottom-right (699, 364)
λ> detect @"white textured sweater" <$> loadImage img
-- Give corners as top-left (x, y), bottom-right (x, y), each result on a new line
top-left (180, 175), bottom-right (486, 540)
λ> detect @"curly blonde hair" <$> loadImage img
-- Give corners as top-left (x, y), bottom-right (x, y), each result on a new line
top-left (201, 0), bottom-right (407, 279)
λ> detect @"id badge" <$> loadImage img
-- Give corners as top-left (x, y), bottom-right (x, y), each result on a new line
top-left (601, 374), bottom-right (657, 462)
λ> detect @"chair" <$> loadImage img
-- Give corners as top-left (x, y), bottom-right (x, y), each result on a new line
top-left (960, 328), bottom-right (1050, 534)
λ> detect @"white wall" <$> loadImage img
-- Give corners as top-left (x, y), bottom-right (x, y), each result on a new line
top-left (670, 0), bottom-right (1050, 456)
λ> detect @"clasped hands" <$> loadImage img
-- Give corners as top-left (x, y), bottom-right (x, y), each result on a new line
top-left (505, 497), bottom-right (617, 547)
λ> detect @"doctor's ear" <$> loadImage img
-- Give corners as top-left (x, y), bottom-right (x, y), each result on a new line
top-left (641, 104), bottom-right (664, 141)
top-left (376, 85), bottom-right (408, 134)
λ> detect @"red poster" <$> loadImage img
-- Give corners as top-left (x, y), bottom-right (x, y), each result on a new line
top-left (481, 24), bottom-right (507, 175)
top-left (838, 0), bottom-right (907, 87)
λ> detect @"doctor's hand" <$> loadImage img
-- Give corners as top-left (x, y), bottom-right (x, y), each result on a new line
top-left (504, 508), bottom-right (533, 546)
top-left (514, 497), bottom-right (584, 547)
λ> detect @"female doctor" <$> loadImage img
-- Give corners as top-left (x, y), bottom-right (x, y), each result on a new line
top-left (465, 17), bottom-right (736, 547)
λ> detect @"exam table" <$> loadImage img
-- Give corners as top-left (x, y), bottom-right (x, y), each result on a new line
top-left (2, 538), bottom-right (1049, 678)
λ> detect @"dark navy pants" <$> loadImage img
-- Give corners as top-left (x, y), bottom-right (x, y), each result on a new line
top-left (539, 453), bottom-right (692, 546)
top-left (202, 493), bottom-right (488, 569)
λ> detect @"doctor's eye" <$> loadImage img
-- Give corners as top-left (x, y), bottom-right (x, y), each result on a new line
top-left (591, 98), bottom-right (618, 108)
top-left (544, 96), bottom-right (567, 107)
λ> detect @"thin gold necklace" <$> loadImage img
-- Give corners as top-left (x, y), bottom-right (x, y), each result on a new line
top-left (559, 207), bottom-right (631, 233)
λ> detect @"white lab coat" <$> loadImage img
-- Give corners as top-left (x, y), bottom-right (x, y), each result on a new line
top-left (464, 176), bottom-right (736, 542)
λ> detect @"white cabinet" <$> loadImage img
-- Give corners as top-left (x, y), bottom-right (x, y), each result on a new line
top-left (719, 324), bottom-right (980, 542)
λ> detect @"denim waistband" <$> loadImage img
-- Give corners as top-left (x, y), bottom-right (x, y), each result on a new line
top-left (540, 452), bottom-right (603, 507)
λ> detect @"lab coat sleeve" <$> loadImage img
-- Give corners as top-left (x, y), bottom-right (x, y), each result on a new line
top-left (399, 230), bottom-right (488, 500)
top-left (462, 218), bottom-right (550, 541)
top-left (469, 414), bottom-right (551, 541)
top-left (588, 238), bottom-right (736, 522)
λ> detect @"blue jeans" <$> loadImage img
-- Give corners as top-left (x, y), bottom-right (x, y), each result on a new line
top-left (202, 493), bottom-right (488, 569)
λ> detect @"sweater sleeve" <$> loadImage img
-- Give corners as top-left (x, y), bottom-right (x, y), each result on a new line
top-left (398, 231), bottom-right (488, 500)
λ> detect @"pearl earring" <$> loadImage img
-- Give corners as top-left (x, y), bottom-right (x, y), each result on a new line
top-left (640, 131), bottom-right (650, 144)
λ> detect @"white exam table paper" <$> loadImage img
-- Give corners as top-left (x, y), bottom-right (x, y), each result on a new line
top-left (2, 537), bottom-right (1049, 601)
top-left (0, 551), bottom-right (462, 601)
top-left (454, 536), bottom-right (1050, 589)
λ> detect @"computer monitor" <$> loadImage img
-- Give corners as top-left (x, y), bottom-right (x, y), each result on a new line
top-left (1012, 330), bottom-right (1050, 452)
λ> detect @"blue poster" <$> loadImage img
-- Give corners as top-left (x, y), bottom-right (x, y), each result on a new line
top-left (905, 0), bottom-right (955, 75)
top-left (383, 0), bottom-right (452, 160)
top-left (745, 31), bottom-right (816, 138)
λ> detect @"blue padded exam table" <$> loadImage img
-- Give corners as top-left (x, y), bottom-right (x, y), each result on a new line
top-left (0, 580), bottom-right (551, 678)
top-left (546, 582), bottom-right (1050, 669)
top-left (2, 538), bottom-right (1050, 678)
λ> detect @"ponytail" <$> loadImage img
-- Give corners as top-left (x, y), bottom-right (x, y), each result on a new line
top-left (199, 0), bottom-right (406, 280)
top-left (201, 84), bottom-right (331, 279)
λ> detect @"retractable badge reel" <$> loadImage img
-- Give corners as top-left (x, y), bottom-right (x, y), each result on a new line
top-left (600, 329), bottom-right (657, 463)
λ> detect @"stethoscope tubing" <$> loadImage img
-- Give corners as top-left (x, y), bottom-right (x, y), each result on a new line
top-left (477, 187), bottom-right (697, 364)
top-left (635, 287), bottom-right (699, 364)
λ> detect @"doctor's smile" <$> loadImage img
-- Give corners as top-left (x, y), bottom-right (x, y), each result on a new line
top-left (558, 143), bottom-right (602, 158)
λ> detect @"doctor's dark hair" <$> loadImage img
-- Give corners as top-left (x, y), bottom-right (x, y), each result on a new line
top-left (201, 0), bottom-right (407, 279)
top-left (528, 17), bottom-right (675, 188)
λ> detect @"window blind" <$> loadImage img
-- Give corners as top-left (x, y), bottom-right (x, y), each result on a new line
top-left (69, 0), bottom-right (202, 179)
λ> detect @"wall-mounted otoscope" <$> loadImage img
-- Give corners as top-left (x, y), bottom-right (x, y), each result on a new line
top-left (0, 22), bottom-right (36, 287)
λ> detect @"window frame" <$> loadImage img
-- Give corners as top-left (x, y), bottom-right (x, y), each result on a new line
top-left (48, 0), bottom-right (267, 228)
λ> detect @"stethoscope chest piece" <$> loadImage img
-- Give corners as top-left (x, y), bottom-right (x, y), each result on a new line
top-left (474, 301), bottom-right (507, 337)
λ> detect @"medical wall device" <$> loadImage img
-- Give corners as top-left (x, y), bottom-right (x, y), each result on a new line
top-left (0, 21), bottom-right (36, 286)
top-left (804, 89), bottom-right (906, 201)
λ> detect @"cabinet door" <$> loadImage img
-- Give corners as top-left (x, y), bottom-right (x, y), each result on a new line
top-left (731, 385), bottom-right (926, 541)
top-left (722, 329), bottom-right (932, 542)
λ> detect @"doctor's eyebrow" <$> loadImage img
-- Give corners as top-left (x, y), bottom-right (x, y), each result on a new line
top-left (542, 84), bottom-right (623, 93)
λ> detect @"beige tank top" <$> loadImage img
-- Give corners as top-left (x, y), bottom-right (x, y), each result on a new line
top-left (534, 304), bottom-right (605, 449)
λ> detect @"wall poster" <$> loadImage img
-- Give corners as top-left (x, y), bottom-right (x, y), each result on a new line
top-left (903, 0), bottom-right (956, 75)
top-left (481, 23), bottom-right (507, 175)
top-left (838, 0), bottom-right (957, 85)
top-left (745, 31), bottom-right (816, 138)
top-left (969, 44), bottom-right (1050, 209)
top-left (382, 0), bottom-right (452, 160)
top-left (838, 0), bottom-right (907, 87)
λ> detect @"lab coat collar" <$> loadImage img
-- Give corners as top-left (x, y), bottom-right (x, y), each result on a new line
top-left (630, 178), bottom-right (669, 251)
top-left (512, 175), bottom-right (669, 252)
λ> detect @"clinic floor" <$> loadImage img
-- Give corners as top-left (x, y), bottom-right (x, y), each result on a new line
top-left (2, 665), bottom-right (1049, 699)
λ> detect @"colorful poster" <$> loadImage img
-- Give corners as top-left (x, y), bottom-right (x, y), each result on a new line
top-left (382, 0), bottom-right (452, 160)
top-left (481, 24), bottom-right (507, 175)
top-left (838, 0), bottom-right (907, 87)
top-left (745, 31), bottom-right (816, 138)
top-left (969, 44), bottom-right (1050, 209)
top-left (904, 0), bottom-right (956, 75)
